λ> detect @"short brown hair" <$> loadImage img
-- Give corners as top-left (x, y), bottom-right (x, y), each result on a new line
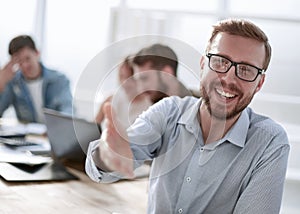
top-left (132, 44), bottom-right (178, 76)
top-left (8, 35), bottom-right (37, 55)
top-left (205, 18), bottom-right (272, 71)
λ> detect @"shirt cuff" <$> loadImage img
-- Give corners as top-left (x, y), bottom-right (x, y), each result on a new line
top-left (85, 139), bottom-right (122, 183)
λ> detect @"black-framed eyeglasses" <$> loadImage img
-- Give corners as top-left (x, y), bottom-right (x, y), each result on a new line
top-left (206, 53), bottom-right (265, 82)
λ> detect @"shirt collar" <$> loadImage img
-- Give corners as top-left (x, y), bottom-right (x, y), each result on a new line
top-left (178, 98), bottom-right (202, 135)
top-left (224, 109), bottom-right (250, 148)
top-left (178, 98), bottom-right (250, 148)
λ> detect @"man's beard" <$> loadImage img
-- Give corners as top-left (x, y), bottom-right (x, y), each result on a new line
top-left (200, 80), bottom-right (254, 120)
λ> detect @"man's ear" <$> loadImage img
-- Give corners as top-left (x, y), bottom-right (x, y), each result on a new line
top-left (199, 55), bottom-right (205, 78)
top-left (36, 50), bottom-right (41, 59)
top-left (200, 55), bottom-right (205, 70)
top-left (255, 74), bottom-right (265, 93)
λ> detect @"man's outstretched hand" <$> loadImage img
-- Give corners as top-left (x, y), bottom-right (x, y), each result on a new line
top-left (98, 102), bottom-right (134, 178)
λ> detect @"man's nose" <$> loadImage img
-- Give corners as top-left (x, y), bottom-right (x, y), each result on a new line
top-left (220, 65), bottom-right (238, 82)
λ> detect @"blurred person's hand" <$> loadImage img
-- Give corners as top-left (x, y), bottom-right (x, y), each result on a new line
top-left (0, 60), bottom-right (18, 92)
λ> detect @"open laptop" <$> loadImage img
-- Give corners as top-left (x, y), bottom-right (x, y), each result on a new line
top-left (0, 109), bottom-right (101, 182)
top-left (43, 108), bottom-right (101, 164)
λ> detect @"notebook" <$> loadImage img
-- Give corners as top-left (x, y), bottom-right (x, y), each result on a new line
top-left (0, 109), bottom-right (101, 182)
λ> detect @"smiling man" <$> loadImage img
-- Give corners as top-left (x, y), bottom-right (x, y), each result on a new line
top-left (86, 18), bottom-right (290, 214)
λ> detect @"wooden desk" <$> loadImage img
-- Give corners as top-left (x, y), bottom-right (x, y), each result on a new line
top-left (0, 118), bottom-right (148, 213)
top-left (0, 168), bottom-right (148, 214)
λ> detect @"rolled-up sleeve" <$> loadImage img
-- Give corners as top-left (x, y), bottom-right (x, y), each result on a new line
top-left (85, 139), bottom-right (122, 183)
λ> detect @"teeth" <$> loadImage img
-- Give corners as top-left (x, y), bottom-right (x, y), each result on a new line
top-left (216, 89), bottom-right (235, 98)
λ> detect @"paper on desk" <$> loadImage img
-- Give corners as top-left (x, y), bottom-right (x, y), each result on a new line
top-left (25, 123), bottom-right (47, 135)
top-left (0, 144), bottom-right (52, 165)
top-left (0, 122), bottom-right (47, 136)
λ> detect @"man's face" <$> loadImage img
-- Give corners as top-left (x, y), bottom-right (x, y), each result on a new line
top-left (200, 32), bottom-right (265, 120)
top-left (11, 47), bottom-right (41, 80)
top-left (134, 62), bottom-right (168, 103)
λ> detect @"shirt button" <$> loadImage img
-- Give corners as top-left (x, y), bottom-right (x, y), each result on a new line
top-left (200, 147), bottom-right (204, 152)
top-left (186, 176), bottom-right (191, 183)
top-left (178, 208), bottom-right (183, 213)
top-left (186, 125), bottom-right (193, 132)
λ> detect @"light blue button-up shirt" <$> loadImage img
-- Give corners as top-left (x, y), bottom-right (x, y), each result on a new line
top-left (86, 96), bottom-right (290, 214)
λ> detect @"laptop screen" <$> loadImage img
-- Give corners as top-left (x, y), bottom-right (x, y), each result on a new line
top-left (43, 109), bottom-right (101, 163)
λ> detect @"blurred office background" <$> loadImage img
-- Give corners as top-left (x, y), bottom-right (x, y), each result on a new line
top-left (0, 0), bottom-right (299, 213)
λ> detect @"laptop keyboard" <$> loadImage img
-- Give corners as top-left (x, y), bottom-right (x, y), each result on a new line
top-left (0, 137), bottom-right (38, 146)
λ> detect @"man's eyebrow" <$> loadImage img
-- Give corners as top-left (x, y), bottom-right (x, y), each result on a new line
top-left (214, 53), bottom-right (261, 67)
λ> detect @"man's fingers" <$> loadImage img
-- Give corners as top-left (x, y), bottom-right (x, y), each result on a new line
top-left (103, 102), bottom-right (113, 122)
top-left (102, 102), bottom-right (117, 137)
top-left (101, 101), bottom-right (134, 178)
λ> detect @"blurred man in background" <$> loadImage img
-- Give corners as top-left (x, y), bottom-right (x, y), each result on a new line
top-left (0, 35), bottom-right (73, 123)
